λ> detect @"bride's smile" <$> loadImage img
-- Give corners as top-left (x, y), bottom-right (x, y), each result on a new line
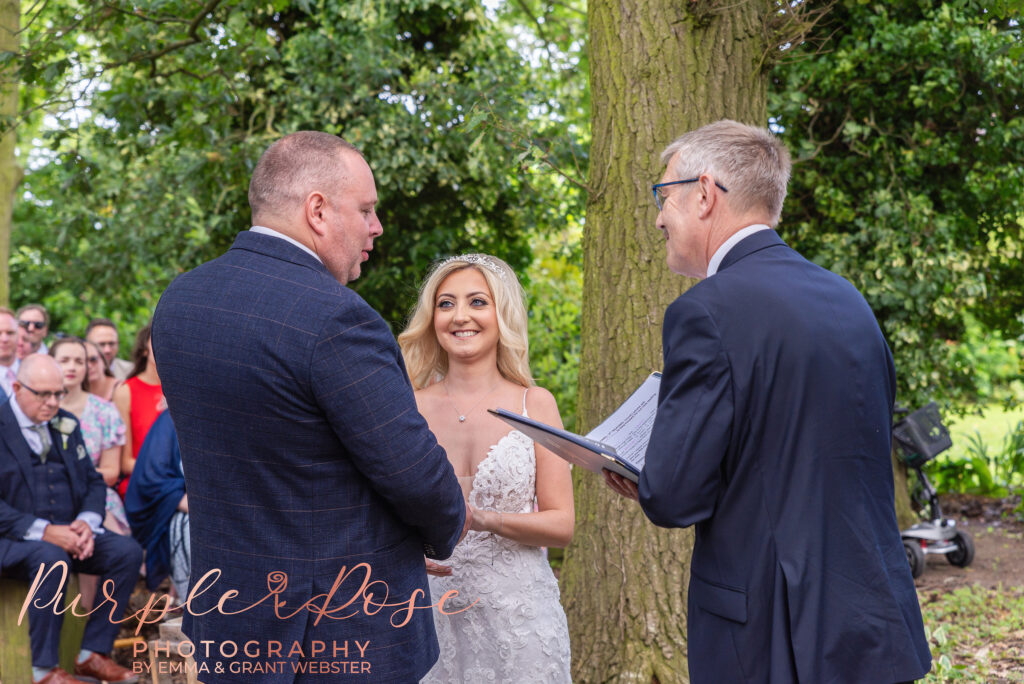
top-left (434, 268), bottom-right (499, 359)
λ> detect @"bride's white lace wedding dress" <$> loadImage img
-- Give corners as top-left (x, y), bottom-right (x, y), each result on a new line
top-left (422, 403), bottom-right (571, 683)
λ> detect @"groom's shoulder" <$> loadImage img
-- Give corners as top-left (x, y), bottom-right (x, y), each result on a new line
top-left (166, 242), bottom-right (370, 306)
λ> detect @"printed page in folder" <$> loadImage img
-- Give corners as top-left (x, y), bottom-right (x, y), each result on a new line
top-left (584, 372), bottom-right (662, 474)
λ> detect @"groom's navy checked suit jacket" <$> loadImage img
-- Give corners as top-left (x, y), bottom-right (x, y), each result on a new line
top-left (153, 231), bottom-right (465, 683)
top-left (639, 230), bottom-right (932, 684)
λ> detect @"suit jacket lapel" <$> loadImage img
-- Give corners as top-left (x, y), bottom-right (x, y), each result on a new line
top-left (0, 401), bottom-right (36, 492)
top-left (718, 229), bottom-right (787, 273)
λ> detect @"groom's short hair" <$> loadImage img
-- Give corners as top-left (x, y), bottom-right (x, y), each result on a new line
top-left (249, 131), bottom-right (361, 218)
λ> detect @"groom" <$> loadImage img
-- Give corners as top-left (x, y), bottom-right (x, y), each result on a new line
top-left (606, 120), bottom-right (931, 683)
top-left (153, 131), bottom-right (469, 683)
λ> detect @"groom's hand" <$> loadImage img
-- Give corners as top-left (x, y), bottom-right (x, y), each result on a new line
top-left (457, 500), bottom-right (473, 543)
top-left (603, 470), bottom-right (640, 501)
top-left (425, 558), bottom-right (452, 576)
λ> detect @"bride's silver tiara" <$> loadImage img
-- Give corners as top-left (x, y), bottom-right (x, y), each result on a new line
top-left (438, 254), bottom-right (508, 281)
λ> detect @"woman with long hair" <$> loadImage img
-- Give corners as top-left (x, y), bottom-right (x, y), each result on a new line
top-left (84, 339), bottom-right (119, 402)
top-left (113, 322), bottom-right (163, 499)
top-left (398, 254), bottom-right (573, 682)
top-left (50, 336), bottom-right (130, 534)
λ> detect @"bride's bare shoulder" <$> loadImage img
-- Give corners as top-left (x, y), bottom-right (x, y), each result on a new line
top-left (524, 385), bottom-right (561, 422)
top-left (413, 381), bottom-right (445, 405)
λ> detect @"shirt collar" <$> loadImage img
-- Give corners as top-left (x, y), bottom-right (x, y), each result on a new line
top-left (8, 391), bottom-right (45, 430)
top-left (706, 224), bottom-right (772, 277)
top-left (250, 226), bottom-right (323, 264)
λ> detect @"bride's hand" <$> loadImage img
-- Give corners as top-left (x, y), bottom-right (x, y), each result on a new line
top-left (469, 507), bottom-right (503, 535)
top-left (425, 558), bottom-right (452, 577)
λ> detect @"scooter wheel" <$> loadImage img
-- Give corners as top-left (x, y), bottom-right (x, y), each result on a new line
top-left (946, 530), bottom-right (975, 568)
top-left (904, 540), bottom-right (925, 578)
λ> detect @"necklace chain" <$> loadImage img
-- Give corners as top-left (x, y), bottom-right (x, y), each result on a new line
top-left (444, 379), bottom-right (501, 424)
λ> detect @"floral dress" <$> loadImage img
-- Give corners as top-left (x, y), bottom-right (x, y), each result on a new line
top-left (80, 394), bottom-right (131, 534)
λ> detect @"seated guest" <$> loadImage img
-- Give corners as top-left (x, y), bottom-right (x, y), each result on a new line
top-left (0, 354), bottom-right (143, 684)
top-left (16, 304), bottom-right (50, 356)
top-left (84, 339), bottom-right (119, 402)
top-left (113, 323), bottom-right (163, 499)
top-left (0, 307), bottom-right (18, 399)
top-left (50, 337), bottom-right (131, 536)
top-left (125, 411), bottom-right (190, 599)
top-left (85, 319), bottom-right (133, 381)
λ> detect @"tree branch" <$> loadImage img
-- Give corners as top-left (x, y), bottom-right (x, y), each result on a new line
top-left (101, 0), bottom-right (224, 69)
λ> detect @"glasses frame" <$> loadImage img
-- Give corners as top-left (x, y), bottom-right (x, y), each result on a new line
top-left (20, 383), bottom-right (68, 402)
top-left (652, 177), bottom-right (729, 211)
top-left (18, 320), bottom-right (46, 331)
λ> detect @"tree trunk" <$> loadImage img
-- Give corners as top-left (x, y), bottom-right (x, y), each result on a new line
top-left (0, 0), bottom-right (19, 307)
top-left (561, 1), bottom-right (771, 682)
top-left (893, 451), bottom-right (916, 530)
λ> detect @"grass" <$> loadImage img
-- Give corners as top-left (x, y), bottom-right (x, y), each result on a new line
top-left (917, 404), bottom-right (1024, 680)
top-left (945, 404), bottom-right (1024, 462)
top-left (920, 585), bottom-right (1024, 682)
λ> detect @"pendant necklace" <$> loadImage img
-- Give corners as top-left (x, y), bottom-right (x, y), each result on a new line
top-left (444, 379), bottom-right (501, 424)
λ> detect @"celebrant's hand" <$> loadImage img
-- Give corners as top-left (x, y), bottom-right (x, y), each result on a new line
top-left (426, 558), bottom-right (452, 577)
top-left (603, 470), bottom-right (639, 501)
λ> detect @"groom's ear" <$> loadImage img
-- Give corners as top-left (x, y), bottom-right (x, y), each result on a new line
top-left (305, 191), bottom-right (329, 237)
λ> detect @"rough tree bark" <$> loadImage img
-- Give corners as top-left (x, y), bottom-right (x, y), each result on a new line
top-left (0, 0), bottom-right (19, 307)
top-left (560, 1), bottom-right (772, 682)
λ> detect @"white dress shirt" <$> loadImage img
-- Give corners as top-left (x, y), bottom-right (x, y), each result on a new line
top-left (706, 224), bottom-right (772, 277)
top-left (250, 226), bottom-right (323, 264)
top-left (8, 396), bottom-right (104, 538)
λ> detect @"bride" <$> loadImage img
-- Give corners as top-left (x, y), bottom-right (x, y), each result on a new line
top-left (398, 253), bottom-right (574, 683)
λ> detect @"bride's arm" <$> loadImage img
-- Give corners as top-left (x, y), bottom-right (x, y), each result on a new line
top-left (472, 387), bottom-right (575, 548)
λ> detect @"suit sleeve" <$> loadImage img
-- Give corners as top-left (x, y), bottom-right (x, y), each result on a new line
top-left (639, 295), bottom-right (733, 528)
top-left (0, 499), bottom-right (39, 540)
top-left (310, 300), bottom-right (465, 560)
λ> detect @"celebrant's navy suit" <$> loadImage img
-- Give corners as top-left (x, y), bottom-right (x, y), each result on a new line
top-left (0, 401), bottom-right (143, 668)
top-left (152, 231), bottom-right (466, 683)
top-left (639, 230), bottom-right (931, 683)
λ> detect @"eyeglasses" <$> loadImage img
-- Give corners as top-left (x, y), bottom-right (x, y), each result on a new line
top-left (19, 320), bottom-right (46, 331)
top-left (95, 342), bottom-right (117, 349)
top-left (20, 383), bottom-right (68, 402)
top-left (652, 178), bottom-right (729, 211)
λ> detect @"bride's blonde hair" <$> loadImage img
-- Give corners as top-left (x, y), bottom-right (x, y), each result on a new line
top-left (399, 254), bottom-right (534, 390)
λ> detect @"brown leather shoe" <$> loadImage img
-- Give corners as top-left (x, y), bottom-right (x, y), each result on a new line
top-left (73, 653), bottom-right (140, 683)
top-left (33, 667), bottom-right (93, 684)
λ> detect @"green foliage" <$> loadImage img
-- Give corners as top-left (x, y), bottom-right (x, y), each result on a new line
top-left (919, 584), bottom-right (1024, 682)
top-left (10, 0), bottom-right (586, 341)
top-left (949, 315), bottom-right (1024, 405)
top-left (525, 224), bottom-right (583, 432)
top-left (772, 0), bottom-right (1024, 410)
top-left (926, 419), bottom-right (1024, 507)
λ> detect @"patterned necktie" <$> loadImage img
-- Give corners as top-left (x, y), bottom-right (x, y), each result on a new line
top-left (31, 424), bottom-right (51, 463)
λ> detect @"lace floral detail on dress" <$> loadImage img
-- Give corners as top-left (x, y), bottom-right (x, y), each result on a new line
top-left (422, 427), bottom-right (571, 684)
